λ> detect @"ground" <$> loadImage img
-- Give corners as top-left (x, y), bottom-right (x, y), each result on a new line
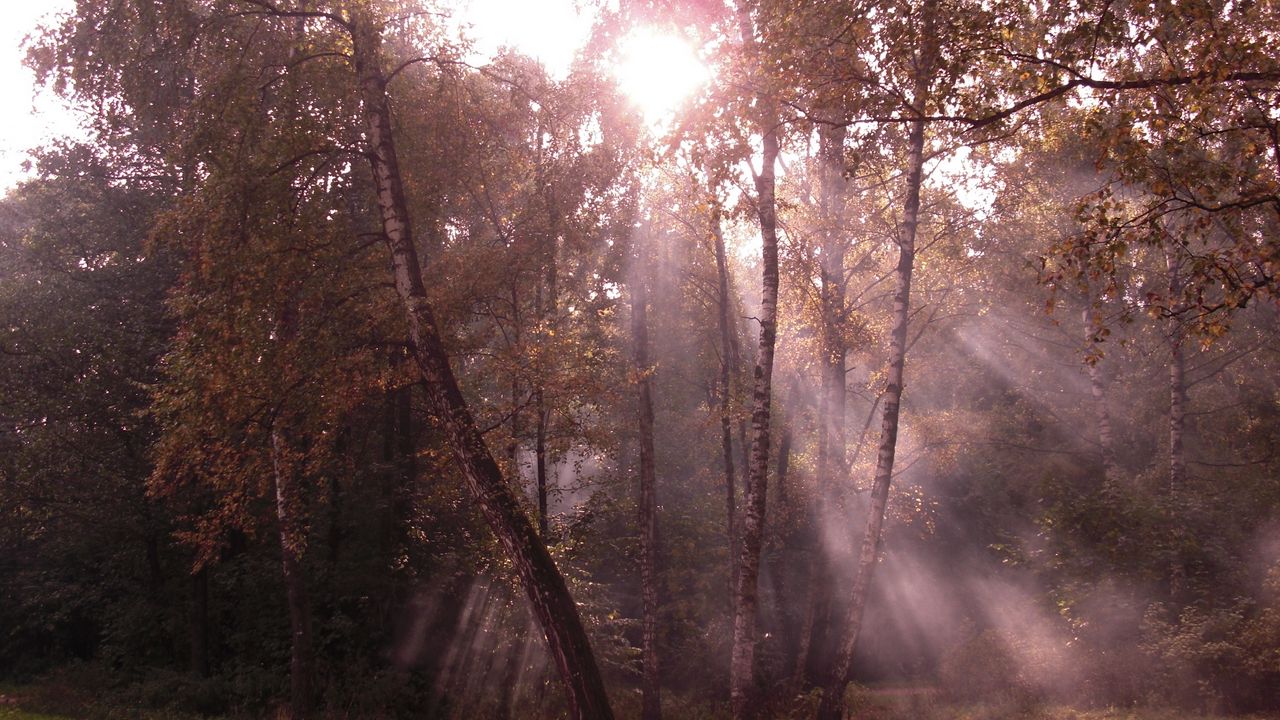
top-left (2, 681), bottom-right (1279, 719)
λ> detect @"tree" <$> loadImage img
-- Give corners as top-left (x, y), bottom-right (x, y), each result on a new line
top-left (630, 221), bottom-right (663, 720)
top-left (34, 2), bottom-right (616, 717)
top-left (0, 147), bottom-right (179, 677)
top-left (727, 0), bottom-right (784, 713)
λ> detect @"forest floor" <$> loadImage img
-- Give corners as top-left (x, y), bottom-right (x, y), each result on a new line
top-left (834, 686), bottom-right (1280, 720)
top-left (0, 686), bottom-right (66, 720)
top-left (4, 680), bottom-right (1280, 720)
top-left (0, 681), bottom-right (208, 720)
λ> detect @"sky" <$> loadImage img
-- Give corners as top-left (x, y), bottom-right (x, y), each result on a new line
top-left (0, 1), bottom-right (707, 191)
top-left (0, 0), bottom-right (603, 192)
top-left (457, 0), bottom-right (596, 78)
top-left (0, 1), bottom-right (76, 190)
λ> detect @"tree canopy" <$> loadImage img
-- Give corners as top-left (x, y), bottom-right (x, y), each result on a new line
top-left (2, 1), bottom-right (1278, 719)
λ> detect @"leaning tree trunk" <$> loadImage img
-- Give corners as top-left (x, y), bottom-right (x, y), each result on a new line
top-left (729, 3), bottom-right (783, 711)
top-left (348, 12), bottom-right (613, 720)
top-left (632, 233), bottom-right (663, 720)
top-left (815, 5), bottom-right (936, 717)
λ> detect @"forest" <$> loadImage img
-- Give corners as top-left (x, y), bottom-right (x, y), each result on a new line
top-left (1, 1), bottom-right (1278, 719)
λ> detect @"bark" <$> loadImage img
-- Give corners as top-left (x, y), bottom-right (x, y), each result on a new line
top-left (348, 13), bottom-right (613, 719)
top-left (729, 3), bottom-right (783, 711)
top-left (1081, 284), bottom-right (1117, 484)
top-left (726, 282), bottom-right (752, 484)
top-left (770, 377), bottom-right (800, 659)
top-left (535, 150), bottom-right (560, 538)
top-left (327, 471), bottom-right (342, 568)
top-left (1086, 337), bottom-right (1118, 484)
top-left (508, 285), bottom-right (522, 470)
top-left (496, 622), bottom-right (524, 720)
top-left (269, 287), bottom-right (313, 720)
top-left (145, 522), bottom-right (164, 598)
top-left (273, 427), bottom-right (314, 720)
top-left (397, 381), bottom-right (416, 490)
top-left (1166, 250), bottom-right (1188, 598)
top-left (376, 390), bottom-right (402, 634)
top-left (379, 367), bottom-right (398, 576)
top-left (1169, 342), bottom-right (1186, 494)
top-left (816, 5), bottom-right (936, 717)
top-left (391, 378), bottom-right (417, 584)
top-left (189, 566), bottom-right (210, 678)
top-left (794, 123), bottom-right (849, 690)
top-left (535, 397), bottom-right (549, 535)
top-left (792, 572), bottom-right (824, 692)
top-left (632, 239), bottom-right (663, 720)
top-left (774, 377), bottom-right (797, 507)
top-left (379, 365), bottom-right (416, 587)
top-left (713, 215), bottom-right (740, 596)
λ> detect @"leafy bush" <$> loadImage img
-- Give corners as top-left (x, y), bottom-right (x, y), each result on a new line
top-left (939, 630), bottom-right (1029, 704)
top-left (1140, 571), bottom-right (1280, 714)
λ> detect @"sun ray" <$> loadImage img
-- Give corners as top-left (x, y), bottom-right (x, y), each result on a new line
top-left (614, 27), bottom-right (710, 127)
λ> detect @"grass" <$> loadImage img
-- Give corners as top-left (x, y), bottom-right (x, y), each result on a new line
top-left (835, 685), bottom-right (1280, 720)
top-left (0, 681), bottom-right (220, 720)
top-left (0, 708), bottom-right (73, 720)
top-left (5, 679), bottom-right (1279, 720)
top-left (0, 684), bottom-right (72, 720)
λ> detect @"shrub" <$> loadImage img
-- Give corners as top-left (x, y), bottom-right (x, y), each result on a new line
top-left (939, 630), bottom-right (1027, 704)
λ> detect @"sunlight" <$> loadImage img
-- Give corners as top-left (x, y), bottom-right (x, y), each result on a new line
top-left (614, 28), bottom-right (709, 126)
top-left (455, 0), bottom-right (593, 79)
top-left (1, 1), bottom-right (79, 190)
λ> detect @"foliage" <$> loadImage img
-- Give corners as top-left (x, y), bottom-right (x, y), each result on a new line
top-left (3, 0), bottom-right (1280, 718)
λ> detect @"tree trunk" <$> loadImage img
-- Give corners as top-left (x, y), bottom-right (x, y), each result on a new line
top-left (189, 566), bottom-right (210, 678)
top-left (1166, 250), bottom-right (1188, 598)
top-left (273, 426), bottom-right (313, 720)
top-left (774, 377), bottom-right (796, 507)
top-left (794, 123), bottom-right (849, 691)
top-left (269, 285), bottom-right (312, 720)
top-left (729, 3), bottom-right (783, 710)
top-left (769, 376), bottom-right (800, 654)
top-left (713, 215), bottom-right (740, 598)
top-left (397, 380), bottom-right (416, 489)
top-left (1086, 338), bottom-right (1117, 483)
top-left (816, 5), bottom-right (935, 717)
top-left (632, 234), bottom-right (663, 720)
top-left (533, 278), bottom-right (550, 535)
top-left (509, 285), bottom-right (523, 469)
top-left (1081, 284), bottom-right (1117, 484)
top-left (535, 367), bottom-right (550, 536)
top-left (535, 163), bottom-right (560, 538)
top-left (348, 13), bottom-right (613, 720)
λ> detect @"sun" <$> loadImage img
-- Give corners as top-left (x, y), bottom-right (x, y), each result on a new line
top-left (614, 28), bottom-right (709, 126)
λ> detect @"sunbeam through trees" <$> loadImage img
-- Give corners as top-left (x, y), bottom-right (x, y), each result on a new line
top-left (2, 1), bottom-right (1279, 719)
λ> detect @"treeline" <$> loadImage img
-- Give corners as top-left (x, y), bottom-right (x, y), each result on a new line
top-left (2, 1), bottom-right (1279, 719)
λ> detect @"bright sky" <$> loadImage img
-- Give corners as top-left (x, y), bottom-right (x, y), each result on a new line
top-left (0, 1), bottom-right (76, 190)
top-left (0, 1), bottom-right (707, 191)
top-left (456, 1), bottom-right (708, 126)
top-left (456, 0), bottom-right (596, 78)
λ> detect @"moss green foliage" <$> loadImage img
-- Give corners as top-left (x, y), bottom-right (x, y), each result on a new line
top-left (829, 684), bottom-right (1280, 720)
top-left (0, 710), bottom-right (72, 720)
